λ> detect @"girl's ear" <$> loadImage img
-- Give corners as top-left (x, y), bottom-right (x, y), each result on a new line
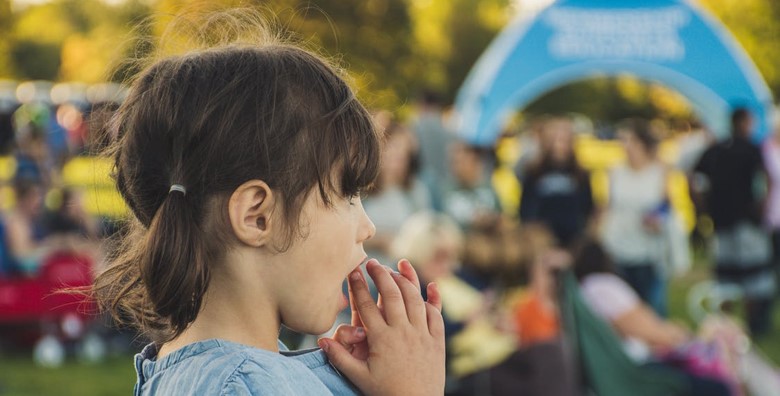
top-left (228, 180), bottom-right (276, 247)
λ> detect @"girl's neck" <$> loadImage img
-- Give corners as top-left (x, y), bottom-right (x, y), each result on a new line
top-left (157, 268), bottom-right (281, 358)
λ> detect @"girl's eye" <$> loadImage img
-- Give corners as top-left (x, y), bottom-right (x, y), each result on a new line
top-left (347, 190), bottom-right (362, 206)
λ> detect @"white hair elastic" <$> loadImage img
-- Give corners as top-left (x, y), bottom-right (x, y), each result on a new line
top-left (169, 184), bottom-right (187, 196)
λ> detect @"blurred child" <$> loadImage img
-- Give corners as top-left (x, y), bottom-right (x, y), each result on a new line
top-left (511, 225), bottom-right (568, 347)
top-left (444, 141), bottom-right (502, 231)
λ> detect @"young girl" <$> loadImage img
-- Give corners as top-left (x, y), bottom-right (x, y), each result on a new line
top-left (93, 11), bottom-right (445, 395)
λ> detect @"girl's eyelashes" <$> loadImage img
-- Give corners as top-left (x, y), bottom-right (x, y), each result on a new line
top-left (346, 189), bottom-right (363, 206)
top-left (348, 193), bottom-right (359, 206)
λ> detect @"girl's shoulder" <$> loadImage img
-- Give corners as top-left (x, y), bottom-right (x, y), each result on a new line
top-left (134, 339), bottom-right (338, 395)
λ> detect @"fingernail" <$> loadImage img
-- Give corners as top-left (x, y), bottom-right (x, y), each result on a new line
top-left (318, 339), bottom-right (330, 352)
top-left (350, 271), bottom-right (362, 281)
top-left (355, 327), bottom-right (365, 336)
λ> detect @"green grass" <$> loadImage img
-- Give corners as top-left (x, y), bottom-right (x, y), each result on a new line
top-left (667, 256), bottom-right (780, 362)
top-left (0, 354), bottom-right (135, 396)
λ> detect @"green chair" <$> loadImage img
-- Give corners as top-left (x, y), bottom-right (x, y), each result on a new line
top-left (558, 271), bottom-right (689, 396)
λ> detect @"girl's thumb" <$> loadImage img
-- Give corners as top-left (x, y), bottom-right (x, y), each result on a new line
top-left (318, 338), bottom-right (368, 385)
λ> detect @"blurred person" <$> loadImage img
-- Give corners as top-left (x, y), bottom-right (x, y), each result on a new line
top-left (392, 211), bottom-right (522, 393)
top-left (55, 103), bottom-right (88, 158)
top-left (4, 180), bottom-right (48, 274)
top-left (13, 102), bottom-right (58, 186)
top-left (693, 108), bottom-right (775, 337)
top-left (0, 97), bottom-right (18, 154)
top-left (761, 112), bottom-right (780, 287)
top-left (44, 187), bottom-right (99, 239)
top-left (411, 90), bottom-right (454, 211)
top-left (601, 119), bottom-right (687, 317)
top-left (444, 141), bottom-right (502, 231)
top-left (512, 115), bottom-right (546, 182)
top-left (362, 120), bottom-right (430, 267)
top-left (676, 120), bottom-right (714, 173)
top-left (13, 129), bottom-right (51, 187)
top-left (573, 240), bottom-right (733, 396)
top-left (510, 224), bottom-right (569, 348)
top-left (519, 115), bottom-right (594, 247)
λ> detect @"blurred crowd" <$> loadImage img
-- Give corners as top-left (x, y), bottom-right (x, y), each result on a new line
top-left (337, 95), bottom-right (780, 396)
top-left (1, 80), bottom-right (779, 395)
top-left (0, 81), bottom-right (124, 279)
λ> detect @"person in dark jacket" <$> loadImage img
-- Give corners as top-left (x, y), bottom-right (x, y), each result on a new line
top-left (519, 116), bottom-right (594, 247)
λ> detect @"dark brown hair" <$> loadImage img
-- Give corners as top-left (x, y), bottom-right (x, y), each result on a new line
top-left (93, 17), bottom-right (380, 342)
top-left (617, 118), bottom-right (659, 154)
top-left (730, 107), bottom-right (751, 137)
top-left (572, 239), bottom-right (615, 282)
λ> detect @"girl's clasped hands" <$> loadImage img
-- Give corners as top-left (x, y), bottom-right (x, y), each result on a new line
top-left (322, 259), bottom-right (445, 395)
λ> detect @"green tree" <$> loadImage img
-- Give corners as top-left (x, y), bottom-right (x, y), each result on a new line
top-left (700, 0), bottom-right (780, 97)
top-left (151, 0), bottom-right (415, 110)
top-left (0, 0), bottom-right (12, 78)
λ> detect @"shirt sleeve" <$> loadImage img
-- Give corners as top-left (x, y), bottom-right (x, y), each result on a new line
top-left (580, 274), bottom-right (640, 321)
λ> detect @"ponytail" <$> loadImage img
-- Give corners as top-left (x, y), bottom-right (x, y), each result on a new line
top-left (140, 190), bottom-right (211, 339)
top-left (93, 188), bottom-right (214, 342)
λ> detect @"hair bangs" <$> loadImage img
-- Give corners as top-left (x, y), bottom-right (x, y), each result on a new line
top-left (306, 90), bottom-right (380, 206)
top-left (338, 99), bottom-right (381, 198)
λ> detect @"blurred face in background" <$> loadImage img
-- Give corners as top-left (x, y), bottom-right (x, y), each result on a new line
top-left (17, 184), bottom-right (43, 217)
top-left (392, 213), bottom-right (463, 283)
top-left (450, 142), bottom-right (483, 188)
top-left (423, 235), bottom-right (461, 281)
top-left (381, 127), bottom-right (414, 187)
top-left (738, 113), bottom-right (754, 138)
top-left (619, 129), bottom-right (652, 166)
top-left (541, 118), bottom-right (574, 165)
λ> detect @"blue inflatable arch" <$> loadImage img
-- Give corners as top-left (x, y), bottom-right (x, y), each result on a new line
top-left (454, 0), bottom-right (774, 146)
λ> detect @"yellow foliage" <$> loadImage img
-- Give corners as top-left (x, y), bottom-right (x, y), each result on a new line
top-left (14, 4), bottom-right (74, 44)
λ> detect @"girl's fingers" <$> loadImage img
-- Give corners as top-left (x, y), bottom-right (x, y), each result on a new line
top-left (426, 282), bottom-right (442, 312)
top-left (390, 271), bottom-right (427, 326)
top-left (348, 265), bottom-right (384, 329)
top-left (426, 302), bottom-right (445, 338)
top-left (347, 269), bottom-right (365, 328)
top-left (331, 324), bottom-right (366, 350)
top-left (318, 339), bottom-right (370, 389)
top-left (397, 259), bottom-right (421, 293)
top-left (366, 260), bottom-right (406, 325)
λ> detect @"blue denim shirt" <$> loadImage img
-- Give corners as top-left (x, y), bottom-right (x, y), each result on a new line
top-left (133, 339), bottom-right (360, 395)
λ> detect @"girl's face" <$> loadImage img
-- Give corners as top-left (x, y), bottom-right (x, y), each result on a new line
top-left (271, 188), bottom-right (376, 334)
